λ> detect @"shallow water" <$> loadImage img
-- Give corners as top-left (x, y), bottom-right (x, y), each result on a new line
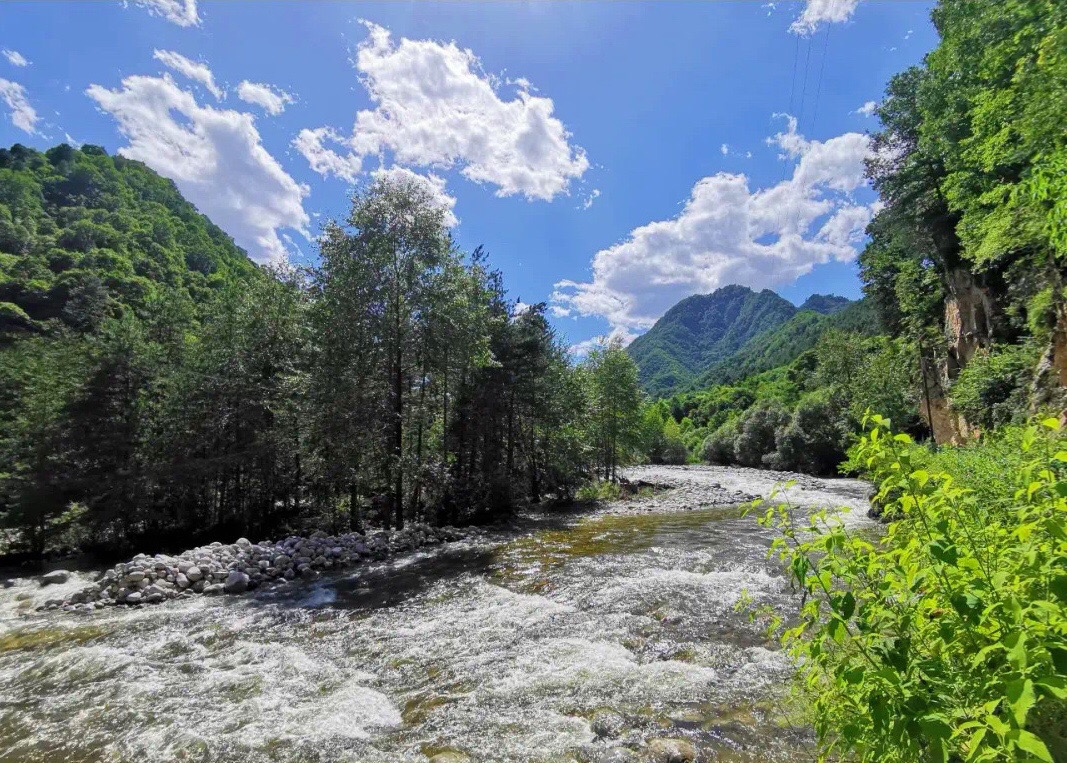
top-left (0, 466), bottom-right (871, 762)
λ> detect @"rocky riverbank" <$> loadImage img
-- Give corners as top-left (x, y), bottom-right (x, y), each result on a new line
top-left (41, 524), bottom-right (470, 612)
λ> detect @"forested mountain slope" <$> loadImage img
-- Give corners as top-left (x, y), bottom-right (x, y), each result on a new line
top-left (688, 297), bottom-right (881, 389)
top-left (798, 293), bottom-right (851, 315)
top-left (625, 285), bottom-right (798, 396)
top-left (0, 142), bottom-right (258, 337)
top-left (626, 284), bottom-right (873, 396)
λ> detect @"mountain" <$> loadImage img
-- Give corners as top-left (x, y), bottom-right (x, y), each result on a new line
top-left (0, 142), bottom-right (258, 336)
top-left (627, 286), bottom-right (880, 397)
top-left (626, 285), bottom-right (798, 397)
top-left (688, 297), bottom-right (881, 389)
top-left (799, 293), bottom-right (851, 315)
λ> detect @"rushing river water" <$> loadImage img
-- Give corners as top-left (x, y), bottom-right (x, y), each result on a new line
top-left (0, 466), bottom-right (872, 763)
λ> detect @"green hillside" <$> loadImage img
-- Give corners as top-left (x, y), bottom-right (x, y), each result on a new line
top-left (0, 142), bottom-right (258, 337)
top-left (626, 284), bottom-right (879, 397)
top-left (798, 293), bottom-right (851, 315)
top-left (689, 297), bottom-right (881, 389)
top-left (625, 285), bottom-right (798, 396)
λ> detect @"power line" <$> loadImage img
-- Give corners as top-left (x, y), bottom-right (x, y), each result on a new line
top-left (797, 33), bottom-right (814, 126)
top-left (788, 34), bottom-right (800, 115)
top-left (809, 26), bottom-right (831, 132)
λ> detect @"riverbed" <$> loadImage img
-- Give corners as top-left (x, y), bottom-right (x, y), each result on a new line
top-left (0, 465), bottom-right (871, 763)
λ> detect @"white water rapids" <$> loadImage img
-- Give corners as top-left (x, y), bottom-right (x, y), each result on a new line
top-left (0, 465), bottom-right (872, 762)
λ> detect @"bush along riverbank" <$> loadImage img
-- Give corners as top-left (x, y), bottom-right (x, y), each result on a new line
top-left (42, 524), bottom-right (470, 612)
top-left (760, 415), bottom-right (1067, 762)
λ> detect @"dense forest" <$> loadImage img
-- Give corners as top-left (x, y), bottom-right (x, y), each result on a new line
top-left (0, 146), bottom-right (651, 555)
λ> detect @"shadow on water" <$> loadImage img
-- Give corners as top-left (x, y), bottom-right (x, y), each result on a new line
top-left (249, 544), bottom-right (502, 612)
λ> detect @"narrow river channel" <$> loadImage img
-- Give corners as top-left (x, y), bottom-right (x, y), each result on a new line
top-left (0, 465), bottom-right (872, 763)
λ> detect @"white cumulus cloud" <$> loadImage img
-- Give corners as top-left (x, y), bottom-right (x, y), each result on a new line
top-left (153, 50), bottom-right (224, 100)
top-left (0, 78), bottom-right (39, 134)
top-left (237, 81), bottom-right (294, 115)
top-left (855, 100), bottom-right (878, 117)
top-left (132, 0), bottom-right (200, 27)
top-left (295, 21), bottom-right (588, 201)
top-left (293, 127), bottom-right (363, 183)
top-left (553, 116), bottom-right (874, 334)
top-left (790, 0), bottom-right (861, 35)
top-left (86, 73), bottom-right (309, 263)
top-left (3, 49), bottom-right (29, 67)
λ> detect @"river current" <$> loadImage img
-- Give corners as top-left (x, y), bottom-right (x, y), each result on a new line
top-left (0, 465), bottom-right (872, 763)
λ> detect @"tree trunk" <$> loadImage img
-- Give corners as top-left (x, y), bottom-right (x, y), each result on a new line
top-left (349, 482), bottom-right (362, 532)
top-left (393, 318), bottom-right (405, 531)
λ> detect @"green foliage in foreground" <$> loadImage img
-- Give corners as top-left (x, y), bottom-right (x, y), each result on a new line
top-left (762, 415), bottom-right (1067, 762)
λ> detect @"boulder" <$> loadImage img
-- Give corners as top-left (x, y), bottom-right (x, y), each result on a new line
top-left (125, 591), bottom-right (143, 605)
top-left (223, 570), bottom-right (249, 594)
top-left (186, 566), bottom-right (203, 582)
top-left (40, 570), bottom-right (71, 586)
top-left (428, 752), bottom-right (471, 763)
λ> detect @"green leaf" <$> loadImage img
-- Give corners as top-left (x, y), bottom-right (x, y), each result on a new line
top-left (1005, 678), bottom-right (1036, 726)
top-left (1049, 647), bottom-right (1067, 675)
top-left (1049, 575), bottom-right (1067, 604)
top-left (840, 591), bottom-right (856, 620)
top-left (1035, 675), bottom-right (1067, 699)
top-left (929, 539), bottom-right (959, 566)
top-left (1011, 729), bottom-right (1053, 762)
top-left (1006, 631), bottom-right (1029, 671)
top-left (1044, 519), bottom-right (1067, 542)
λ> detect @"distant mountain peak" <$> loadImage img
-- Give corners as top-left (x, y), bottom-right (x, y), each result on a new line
top-left (627, 286), bottom-right (875, 397)
top-left (626, 285), bottom-right (797, 397)
top-left (799, 293), bottom-right (852, 315)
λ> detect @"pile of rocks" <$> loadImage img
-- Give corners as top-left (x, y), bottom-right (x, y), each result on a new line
top-left (43, 524), bottom-right (468, 612)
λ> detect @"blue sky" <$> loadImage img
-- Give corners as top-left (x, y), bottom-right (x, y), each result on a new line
top-left (0, 0), bottom-right (936, 350)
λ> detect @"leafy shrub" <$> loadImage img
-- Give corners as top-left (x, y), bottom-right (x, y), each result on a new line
top-left (770, 390), bottom-right (849, 475)
top-left (761, 414), bottom-right (1067, 762)
top-left (734, 404), bottom-right (790, 467)
top-left (661, 437), bottom-right (690, 465)
top-left (576, 480), bottom-right (622, 502)
top-left (951, 343), bottom-right (1040, 432)
top-left (703, 417), bottom-right (740, 464)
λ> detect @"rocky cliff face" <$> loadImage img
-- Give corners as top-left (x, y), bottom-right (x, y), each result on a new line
top-left (921, 269), bottom-right (998, 445)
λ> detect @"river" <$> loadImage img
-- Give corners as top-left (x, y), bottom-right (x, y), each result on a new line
top-left (0, 465), bottom-right (872, 763)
